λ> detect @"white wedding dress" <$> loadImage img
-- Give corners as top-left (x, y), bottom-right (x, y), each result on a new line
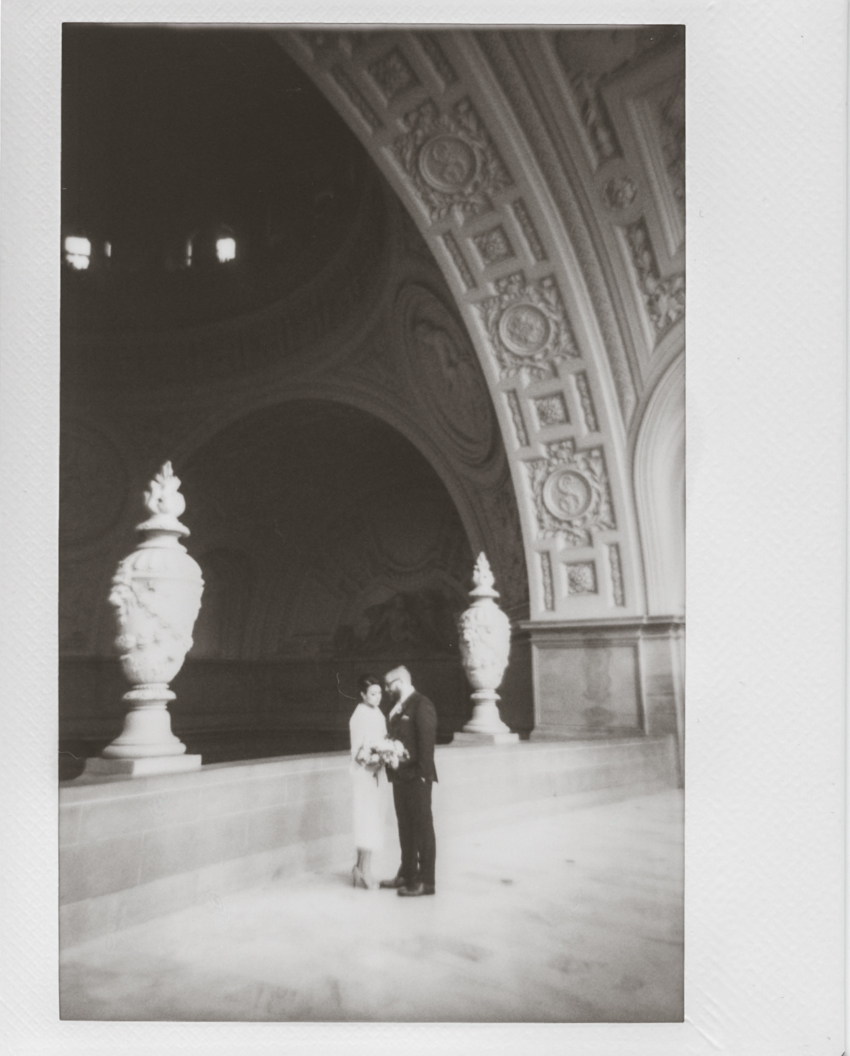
top-left (349, 702), bottom-right (389, 851)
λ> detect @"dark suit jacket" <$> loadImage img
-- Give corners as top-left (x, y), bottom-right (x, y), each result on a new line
top-left (386, 690), bottom-right (438, 783)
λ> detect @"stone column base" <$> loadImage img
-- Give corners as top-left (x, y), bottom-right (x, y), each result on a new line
top-left (83, 754), bottom-right (202, 778)
top-left (451, 730), bottom-right (520, 746)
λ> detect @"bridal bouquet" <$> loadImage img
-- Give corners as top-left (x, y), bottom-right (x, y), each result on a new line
top-left (356, 738), bottom-right (409, 781)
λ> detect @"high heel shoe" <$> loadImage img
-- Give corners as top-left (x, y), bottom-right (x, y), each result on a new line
top-left (352, 865), bottom-right (368, 889)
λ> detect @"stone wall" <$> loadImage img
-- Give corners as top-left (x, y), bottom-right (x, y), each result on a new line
top-left (59, 736), bottom-right (678, 949)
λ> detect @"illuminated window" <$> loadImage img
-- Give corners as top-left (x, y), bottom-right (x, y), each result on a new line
top-left (64, 235), bottom-right (91, 270)
top-left (185, 237), bottom-right (194, 267)
top-left (216, 236), bottom-right (236, 263)
top-left (104, 241), bottom-right (111, 258)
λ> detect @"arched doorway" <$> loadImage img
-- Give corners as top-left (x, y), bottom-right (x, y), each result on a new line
top-left (172, 398), bottom-right (503, 762)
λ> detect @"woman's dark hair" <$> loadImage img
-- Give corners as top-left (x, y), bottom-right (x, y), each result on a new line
top-left (357, 673), bottom-right (382, 697)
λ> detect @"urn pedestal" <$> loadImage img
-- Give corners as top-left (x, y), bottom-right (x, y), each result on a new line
top-left (84, 463), bottom-right (204, 778)
top-left (453, 553), bottom-right (519, 746)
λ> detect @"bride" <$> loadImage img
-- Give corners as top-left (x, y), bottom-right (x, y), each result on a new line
top-left (348, 673), bottom-right (391, 890)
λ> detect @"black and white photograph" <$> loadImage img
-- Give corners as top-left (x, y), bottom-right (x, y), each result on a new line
top-left (56, 23), bottom-right (686, 1023)
top-left (0, 1), bottom-right (846, 1053)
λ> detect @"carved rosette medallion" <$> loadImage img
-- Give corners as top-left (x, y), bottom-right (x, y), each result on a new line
top-left (524, 439), bottom-right (615, 545)
top-left (391, 98), bottom-right (513, 225)
top-left (543, 469), bottom-right (592, 520)
top-left (476, 272), bottom-right (579, 380)
top-left (602, 175), bottom-right (638, 211)
top-left (473, 225), bottom-right (514, 266)
top-left (566, 561), bottom-right (597, 595)
top-left (534, 393), bottom-right (570, 428)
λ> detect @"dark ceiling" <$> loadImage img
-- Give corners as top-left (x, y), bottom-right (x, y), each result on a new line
top-left (61, 25), bottom-right (383, 334)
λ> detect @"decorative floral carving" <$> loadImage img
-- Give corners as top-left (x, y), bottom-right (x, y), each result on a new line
top-left (440, 232), bottom-right (477, 291)
top-left (608, 543), bottom-right (625, 606)
top-left (505, 389), bottom-right (529, 448)
top-left (625, 220), bottom-right (685, 337)
top-left (476, 272), bottom-right (579, 380)
top-left (511, 199), bottom-right (548, 262)
top-left (368, 48), bottom-right (420, 103)
top-left (573, 372), bottom-right (599, 433)
top-left (602, 176), bottom-right (638, 211)
top-left (524, 439), bottom-right (616, 545)
top-left (533, 393), bottom-right (570, 428)
top-left (566, 561), bottom-right (597, 595)
top-left (472, 225), bottom-right (514, 266)
top-left (331, 65), bottom-right (383, 132)
top-left (417, 33), bottom-right (458, 88)
top-left (540, 551), bottom-right (555, 610)
top-left (391, 98), bottom-right (513, 225)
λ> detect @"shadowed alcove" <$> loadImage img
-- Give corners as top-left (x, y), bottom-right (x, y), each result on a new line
top-left (174, 398), bottom-right (476, 761)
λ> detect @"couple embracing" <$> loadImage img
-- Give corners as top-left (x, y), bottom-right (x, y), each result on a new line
top-left (348, 666), bottom-right (437, 897)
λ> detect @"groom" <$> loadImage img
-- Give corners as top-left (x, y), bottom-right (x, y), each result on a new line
top-left (381, 665), bottom-right (438, 897)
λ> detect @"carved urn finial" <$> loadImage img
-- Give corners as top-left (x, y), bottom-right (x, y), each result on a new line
top-left (85, 463), bottom-right (205, 776)
top-left (455, 552), bottom-right (518, 744)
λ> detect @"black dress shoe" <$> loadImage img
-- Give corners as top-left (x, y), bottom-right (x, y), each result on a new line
top-left (379, 875), bottom-right (410, 889)
top-left (397, 882), bottom-right (435, 897)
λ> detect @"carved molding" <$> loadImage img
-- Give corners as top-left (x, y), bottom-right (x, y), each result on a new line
top-left (475, 271), bottom-right (579, 380)
top-left (415, 33), bottom-right (458, 89)
top-left (539, 551), bottom-right (555, 610)
top-left (331, 64), bottom-right (384, 132)
top-left (391, 97), bottom-right (513, 225)
top-left (572, 372), bottom-right (600, 434)
top-left (524, 438), bottom-right (616, 546)
top-left (607, 542), bottom-right (626, 607)
top-left (510, 199), bottom-right (548, 262)
top-left (505, 389), bottom-right (530, 448)
top-left (440, 231), bottom-right (477, 291)
top-left (626, 71), bottom-right (685, 259)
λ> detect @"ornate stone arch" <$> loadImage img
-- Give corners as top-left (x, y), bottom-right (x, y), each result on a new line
top-left (633, 350), bottom-right (685, 616)
top-left (275, 28), bottom-right (685, 620)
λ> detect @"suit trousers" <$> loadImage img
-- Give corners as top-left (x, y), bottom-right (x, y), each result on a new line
top-left (392, 777), bottom-right (436, 887)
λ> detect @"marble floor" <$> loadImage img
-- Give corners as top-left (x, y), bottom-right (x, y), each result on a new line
top-left (60, 788), bottom-right (684, 1023)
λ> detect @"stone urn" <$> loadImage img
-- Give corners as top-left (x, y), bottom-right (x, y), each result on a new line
top-left (454, 553), bottom-right (518, 745)
top-left (85, 462), bottom-right (204, 776)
